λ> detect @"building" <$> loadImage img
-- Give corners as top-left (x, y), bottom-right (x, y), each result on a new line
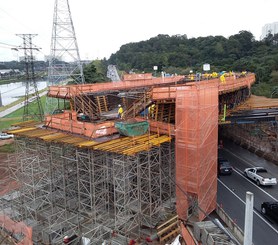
top-left (261, 22), bottom-right (278, 39)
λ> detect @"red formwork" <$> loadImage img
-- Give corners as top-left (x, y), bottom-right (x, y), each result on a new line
top-left (175, 81), bottom-right (219, 221)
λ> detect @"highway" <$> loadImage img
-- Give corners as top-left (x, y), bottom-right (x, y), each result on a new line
top-left (217, 140), bottom-right (278, 245)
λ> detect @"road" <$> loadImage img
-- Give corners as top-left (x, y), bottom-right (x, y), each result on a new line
top-left (217, 140), bottom-right (278, 245)
top-left (0, 91), bottom-right (47, 118)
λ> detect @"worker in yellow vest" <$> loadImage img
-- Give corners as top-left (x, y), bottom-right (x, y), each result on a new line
top-left (220, 74), bottom-right (226, 83)
top-left (118, 104), bottom-right (123, 119)
top-left (148, 103), bottom-right (156, 119)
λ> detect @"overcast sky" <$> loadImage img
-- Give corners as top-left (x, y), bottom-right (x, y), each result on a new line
top-left (0, 0), bottom-right (277, 62)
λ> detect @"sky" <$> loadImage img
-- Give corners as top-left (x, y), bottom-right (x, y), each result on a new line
top-left (0, 0), bottom-right (278, 62)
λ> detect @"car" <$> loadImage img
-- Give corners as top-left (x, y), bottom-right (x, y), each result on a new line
top-left (0, 133), bottom-right (14, 140)
top-left (218, 157), bottom-right (233, 175)
top-left (261, 202), bottom-right (278, 222)
top-left (244, 167), bottom-right (277, 186)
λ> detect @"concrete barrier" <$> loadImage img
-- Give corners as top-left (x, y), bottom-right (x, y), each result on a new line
top-left (216, 204), bottom-right (244, 244)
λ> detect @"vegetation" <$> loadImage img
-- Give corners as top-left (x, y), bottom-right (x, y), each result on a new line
top-left (0, 95), bottom-right (47, 131)
top-left (0, 118), bottom-right (21, 131)
top-left (0, 143), bottom-right (15, 153)
top-left (108, 31), bottom-right (278, 97)
top-left (83, 59), bottom-right (108, 83)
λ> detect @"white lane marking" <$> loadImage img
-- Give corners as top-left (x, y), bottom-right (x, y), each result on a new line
top-left (218, 179), bottom-right (278, 235)
top-left (224, 148), bottom-right (278, 201)
top-left (233, 168), bottom-right (278, 202)
top-left (224, 148), bottom-right (254, 168)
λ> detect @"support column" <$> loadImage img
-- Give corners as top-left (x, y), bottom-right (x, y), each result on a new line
top-left (175, 82), bottom-right (218, 221)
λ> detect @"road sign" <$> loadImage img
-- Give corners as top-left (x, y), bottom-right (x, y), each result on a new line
top-left (203, 63), bottom-right (210, 71)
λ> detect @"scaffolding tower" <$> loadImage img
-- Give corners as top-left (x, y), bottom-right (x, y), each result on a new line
top-left (46, 0), bottom-right (84, 114)
top-left (3, 137), bottom-right (176, 244)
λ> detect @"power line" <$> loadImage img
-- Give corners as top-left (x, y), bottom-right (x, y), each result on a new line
top-left (0, 6), bottom-right (37, 35)
top-left (0, 41), bottom-right (18, 49)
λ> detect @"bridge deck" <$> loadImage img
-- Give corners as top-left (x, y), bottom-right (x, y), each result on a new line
top-left (232, 95), bottom-right (278, 110)
top-left (47, 74), bottom-right (255, 99)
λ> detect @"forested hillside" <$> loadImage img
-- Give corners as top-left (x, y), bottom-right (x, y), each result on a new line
top-left (109, 31), bottom-right (278, 97)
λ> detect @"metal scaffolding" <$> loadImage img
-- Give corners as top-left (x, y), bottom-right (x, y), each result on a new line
top-left (2, 137), bottom-right (176, 244)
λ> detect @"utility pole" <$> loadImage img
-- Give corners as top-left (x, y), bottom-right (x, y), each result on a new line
top-left (16, 34), bottom-right (44, 122)
top-left (46, 0), bottom-right (84, 114)
top-left (0, 90), bottom-right (3, 107)
top-left (244, 191), bottom-right (254, 245)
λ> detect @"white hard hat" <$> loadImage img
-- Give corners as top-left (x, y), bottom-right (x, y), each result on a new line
top-left (118, 104), bottom-right (121, 107)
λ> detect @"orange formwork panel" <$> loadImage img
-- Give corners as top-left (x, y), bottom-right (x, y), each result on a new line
top-left (218, 73), bottom-right (255, 94)
top-left (175, 81), bottom-right (218, 221)
top-left (45, 113), bottom-right (117, 138)
top-left (47, 75), bottom-right (184, 98)
top-left (123, 73), bottom-right (153, 80)
top-left (152, 74), bottom-right (256, 100)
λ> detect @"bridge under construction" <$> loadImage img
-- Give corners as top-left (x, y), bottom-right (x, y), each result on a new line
top-left (2, 73), bottom-right (278, 244)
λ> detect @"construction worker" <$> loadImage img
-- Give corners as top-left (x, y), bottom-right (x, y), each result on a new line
top-left (118, 104), bottom-right (123, 119)
top-left (220, 73), bottom-right (226, 83)
top-left (212, 72), bottom-right (218, 78)
top-left (148, 103), bottom-right (156, 119)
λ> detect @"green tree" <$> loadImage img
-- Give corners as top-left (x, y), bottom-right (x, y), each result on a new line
top-left (83, 61), bottom-right (106, 83)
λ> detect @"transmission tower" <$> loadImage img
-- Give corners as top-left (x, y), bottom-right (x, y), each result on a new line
top-left (16, 34), bottom-right (44, 122)
top-left (107, 65), bottom-right (121, 82)
top-left (46, 0), bottom-right (84, 114)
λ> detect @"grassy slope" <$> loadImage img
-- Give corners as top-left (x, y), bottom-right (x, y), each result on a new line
top-left (0, 96), bottom-right (46, 131)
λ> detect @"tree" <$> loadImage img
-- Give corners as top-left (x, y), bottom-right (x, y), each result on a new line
top-left (107, 31), bottom-right (278, 97)
top-left (83, 61), bottom-right (106, 83)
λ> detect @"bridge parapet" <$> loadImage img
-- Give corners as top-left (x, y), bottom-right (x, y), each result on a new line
top-left (152, 73), bottom-right (256, 100)
top-left (47, 75), bottom-right (184, 99)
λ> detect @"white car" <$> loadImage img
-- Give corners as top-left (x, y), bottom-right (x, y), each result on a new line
top-left (244, 167), bottom-right (277, 186)
top-left (0, 133), bottom-right (14, 140)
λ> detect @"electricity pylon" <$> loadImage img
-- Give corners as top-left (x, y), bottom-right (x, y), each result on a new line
top-left (46, 0), bottom-right (84, 114)
top-left (16, 34), bottom-right (44, 122)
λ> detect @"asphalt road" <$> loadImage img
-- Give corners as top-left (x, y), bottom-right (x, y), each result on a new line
top-left (217, 140), bottom-right (278, 245)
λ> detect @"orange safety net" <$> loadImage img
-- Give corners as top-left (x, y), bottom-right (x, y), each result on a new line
top-left (175, 81), bottom-right (218, 221)
top-left (0, 215), bottom-right (33, 245)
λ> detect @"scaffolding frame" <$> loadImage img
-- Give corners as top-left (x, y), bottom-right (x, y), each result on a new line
top-left (3, 137), bottom-right (176, 244)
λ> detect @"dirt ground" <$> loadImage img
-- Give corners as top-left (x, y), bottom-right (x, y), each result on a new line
top-left (0, 141), bottom-right (19, 244)
top-left (0, 139), bottom-right (19, 196)
top-left (0, 138), bottom-right (14, 147)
